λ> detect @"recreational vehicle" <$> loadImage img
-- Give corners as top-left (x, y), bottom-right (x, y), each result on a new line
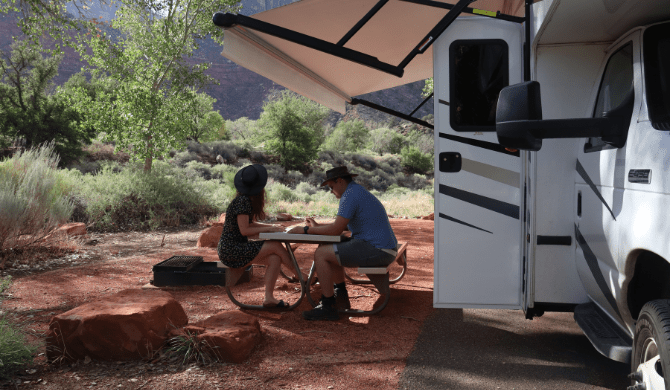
top-left (213, 1), bottom-right (670, 388)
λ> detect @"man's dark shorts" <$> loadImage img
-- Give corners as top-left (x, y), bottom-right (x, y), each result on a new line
top-left (333, 238), bottom-right (396, 267)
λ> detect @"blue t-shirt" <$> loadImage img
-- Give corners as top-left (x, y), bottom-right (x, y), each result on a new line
top-left (337, 182), bottom-right (397, 250)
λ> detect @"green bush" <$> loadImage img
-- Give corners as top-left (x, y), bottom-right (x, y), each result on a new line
top-left (257, 90), bottom-right (328, 170)
top-left (65, 160), bottom-right (223, 231)
top-left (400, 145), bottom-right (433, 174)
top-left (368, 127), bottom-right (405, 155)
top-left (322, 119), bottom-right (369, 153)
top-left (0, 276), bottom-right (37, 379)
top-left (0, 143), bottom-right (74, 250)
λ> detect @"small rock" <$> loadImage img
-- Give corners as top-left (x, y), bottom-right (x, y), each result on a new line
top-left (276, 213), bottom-right (293, 221)
top-left (26, 369), bottom-right (37, 374)
top-left (84, 356), bottom-right (91, 364)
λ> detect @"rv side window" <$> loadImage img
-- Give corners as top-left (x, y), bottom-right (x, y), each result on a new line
top-left (644, 23), bottom-right (670, 130)
top-left (585, 42), bottom-right (634, 153)
top-left (449, 39), bottom-right (509, 132)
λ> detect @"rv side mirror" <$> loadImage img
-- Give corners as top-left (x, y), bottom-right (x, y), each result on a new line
top-left (495, 81), bottom-right (543, 151)
top-left (496, 82), bottom-right (632, 151)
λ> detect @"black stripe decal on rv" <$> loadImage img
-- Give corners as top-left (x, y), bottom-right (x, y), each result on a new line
top-left (574, 224), bottom-right (621, 319)
top-left (439, 213), bottom-right (493, 234)
top-left (439, 132), bottom-right (520, 157)
top-left (576, 160), bottom-right (616, 220)
top-left (439, 184), bottom-right (520, 220)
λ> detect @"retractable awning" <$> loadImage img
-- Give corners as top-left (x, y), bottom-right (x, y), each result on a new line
top-left (214, 0), bottom-right (529, 115)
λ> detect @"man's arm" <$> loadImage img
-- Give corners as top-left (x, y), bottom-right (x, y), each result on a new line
top-left (287, 215), bottom-right (349, 236)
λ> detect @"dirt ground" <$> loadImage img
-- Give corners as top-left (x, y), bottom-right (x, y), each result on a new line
top-left (1, 218), bottom-right (435, 389)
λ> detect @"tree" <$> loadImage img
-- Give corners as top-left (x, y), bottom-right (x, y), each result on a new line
top-left (258, 90), bottom-right (327, 170)
top-left (184, 92), bottom-right (226, 142)
top-left (423, 78), bottom-right (433, 97)
top-left (70, 0), bottom-right (240, 171)
top-left (322, 119), bottom-right (370, 153)
top-left (0, 40), bottom-right (95, 163)
top-left (368, 127), bottom-right (405, 155)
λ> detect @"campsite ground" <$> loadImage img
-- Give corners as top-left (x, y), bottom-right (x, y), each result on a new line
top-left (1, 218), bottom-right (435, 389)
top-left (1, 218), bottom-right (630, 389)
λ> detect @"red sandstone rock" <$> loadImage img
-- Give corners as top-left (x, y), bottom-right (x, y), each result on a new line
top-left (47, 222), bottom-right (87, 241)
top-left (191, 311), bottom-right (262, 364)
top-left (197, 225), bottom-right (223, 248)
top-left (276, 213), bottom-right (293, 221)
top-left (421, 213), bottom-right (434, 221)
top-left (218, 213), bottom-right (226, 223)
top-left (46, 289), bottom-right (187, 362)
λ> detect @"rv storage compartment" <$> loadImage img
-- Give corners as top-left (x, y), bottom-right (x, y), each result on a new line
top-left (151, 256), bottom-right (252, 287)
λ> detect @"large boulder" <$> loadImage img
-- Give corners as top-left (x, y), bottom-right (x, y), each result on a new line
top-left (170, 311), bottom-right (261, 364)
top-left (197, 225), bottom-right (223, 248)
top-left (46, 289), bottom-right (187, 362)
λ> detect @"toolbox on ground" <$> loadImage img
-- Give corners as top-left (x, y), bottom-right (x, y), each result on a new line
top-left (150, 255), bottom-right (252, 287)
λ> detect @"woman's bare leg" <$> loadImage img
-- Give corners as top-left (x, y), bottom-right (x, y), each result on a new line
top-left (263, 254), bottom-right (282, 305)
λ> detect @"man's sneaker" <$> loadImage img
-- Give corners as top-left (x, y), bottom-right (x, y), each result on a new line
top-left (334, 287), bottom-right (351, 310)
top-left (302, 302), bottom-right (339, 321)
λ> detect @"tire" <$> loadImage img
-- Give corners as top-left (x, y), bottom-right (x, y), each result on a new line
top-left (632, 299), bottom-right (670, 390)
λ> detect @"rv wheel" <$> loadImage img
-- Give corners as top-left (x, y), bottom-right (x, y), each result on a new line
top-left (632, 299), bottom-right (670, 390)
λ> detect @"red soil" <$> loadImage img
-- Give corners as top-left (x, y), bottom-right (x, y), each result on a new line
top-left (2, 219), bottom-right (434, 389)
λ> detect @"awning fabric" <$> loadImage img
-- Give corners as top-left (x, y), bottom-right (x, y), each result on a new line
top-left (219, 0), bottom-right (527, 113)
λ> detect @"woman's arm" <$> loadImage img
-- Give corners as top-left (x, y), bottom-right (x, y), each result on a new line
top-left (237, 214), bottom-right (283, 237)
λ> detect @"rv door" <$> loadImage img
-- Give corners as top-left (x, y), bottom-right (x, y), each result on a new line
top-left (433, 16), bottom-right (525, 309)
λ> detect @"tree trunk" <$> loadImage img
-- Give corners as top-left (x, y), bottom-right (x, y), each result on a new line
top-left (144, 134), bottom-right (153, 172)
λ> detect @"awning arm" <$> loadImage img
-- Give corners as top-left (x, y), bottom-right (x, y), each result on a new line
top-left (409, 92), bottom-right (434, 117)
top-left (399, 0), bottom-right (525, 23)
top-left (351, 98), bottom-right (434, 130)
top-left (337, 0), bottom-right (390, 47)
top-left (213, 12), bottom-right (404, 77)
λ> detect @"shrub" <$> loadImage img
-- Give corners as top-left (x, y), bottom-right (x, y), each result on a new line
top-left (184, 160), bottom-right (213, 180)
top-left (400, 145), bottom-right (433, 174)
top-left (406, 129), bottom-right (434, 156)
top-left (70, 161), bottom-right (221, 231)
top-left (257, 90), bottom-right (327, 170)
top-left (0, 276), bottom-right (37, 379)
top-left (208, 140), bottom-right (248, 163)
top-left (0, 143), bottom-right (74, 251)
top-left (322, 119), bottom-right (369, 153)
top-left (368, 127), bottom-right (405, 155)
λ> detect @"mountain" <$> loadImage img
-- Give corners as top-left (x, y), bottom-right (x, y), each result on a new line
top-left (0, 1), bottom-right (433, 125)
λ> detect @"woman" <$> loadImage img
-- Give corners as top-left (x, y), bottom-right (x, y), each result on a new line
top-left (217, 164), bottom-right (300, 309)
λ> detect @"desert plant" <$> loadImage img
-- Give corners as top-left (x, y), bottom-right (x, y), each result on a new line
top-left (322, 119), bottom-right (370, 153)
top-left (400, 145), bottom-right (433, 174)
top-left (0, 143), bottom-right (74, 253)
top-left (258, 91), bottom-right (325, 170)
top-left (368, 127), bottom-right (405, 155)
top-left (0, 276), bottom-right (37, 379)
top-left (163, 330), bottom-right (219, 365)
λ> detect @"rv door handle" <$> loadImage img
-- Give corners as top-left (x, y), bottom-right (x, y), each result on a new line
top-left (439, 152), bottom-right (462, 172)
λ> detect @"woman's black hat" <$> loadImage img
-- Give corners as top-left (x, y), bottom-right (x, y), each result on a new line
top-left (234, 164), bottom-right (268, 195)
top-left (320, 166), bottom-right (358, 186)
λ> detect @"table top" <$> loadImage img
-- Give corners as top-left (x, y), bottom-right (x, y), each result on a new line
top-left (259, 232), bottom-right (342, 244)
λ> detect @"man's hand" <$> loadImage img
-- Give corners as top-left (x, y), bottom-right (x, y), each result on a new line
top-left (286, 226), bottom-right (304, 234)
top-left (305, 217), bottom-right (320, 227)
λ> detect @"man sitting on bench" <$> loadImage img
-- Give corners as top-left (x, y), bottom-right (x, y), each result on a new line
top-left (287, 166), bottom-right (398, 321)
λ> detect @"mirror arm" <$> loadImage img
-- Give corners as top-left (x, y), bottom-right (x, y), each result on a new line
top-left (498, 117), bottom-right (611, 139)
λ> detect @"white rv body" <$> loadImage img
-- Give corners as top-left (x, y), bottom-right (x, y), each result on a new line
top-left (213, 0), bottom-right (670, 387)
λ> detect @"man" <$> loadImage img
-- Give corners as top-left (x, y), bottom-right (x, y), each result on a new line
top-left (288, 166), bottom-right (398, 321)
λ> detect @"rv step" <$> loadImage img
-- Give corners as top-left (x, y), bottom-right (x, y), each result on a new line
top-left (574, 302), bottom-right (632, 363)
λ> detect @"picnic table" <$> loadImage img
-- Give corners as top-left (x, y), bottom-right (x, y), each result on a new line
top-left (224, 232), bottom-right (407, 315)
